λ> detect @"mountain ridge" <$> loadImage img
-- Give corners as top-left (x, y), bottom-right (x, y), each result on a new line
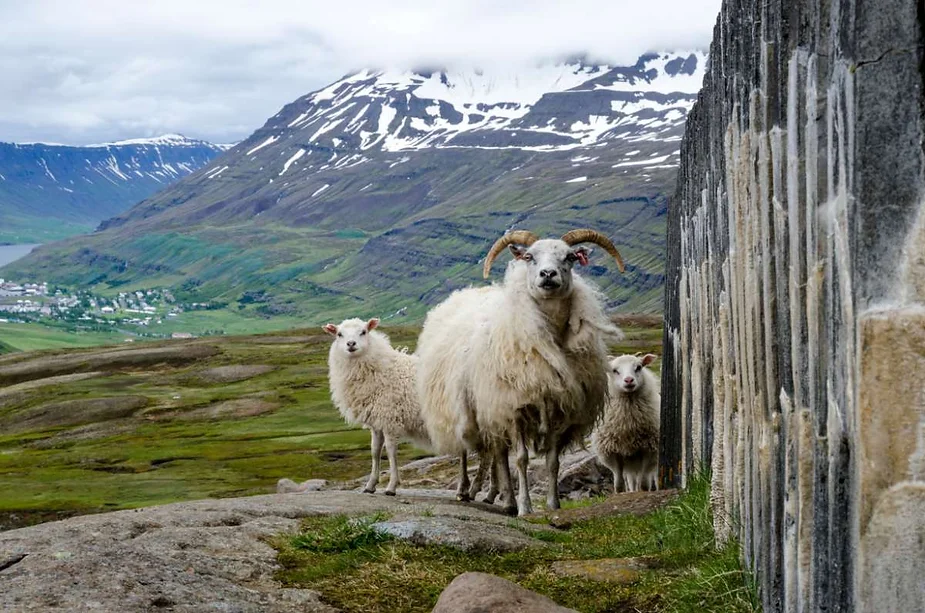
top-left (0, 135), bottom-right (227, 243)
top-left (4, 52), bottom-right (706, 326)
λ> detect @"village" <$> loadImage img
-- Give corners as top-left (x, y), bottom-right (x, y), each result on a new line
top-left (0, 277), bottom-right (199, 338)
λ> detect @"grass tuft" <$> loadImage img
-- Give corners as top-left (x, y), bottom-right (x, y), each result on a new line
top-left (291, 512), bottom-right (392, 553)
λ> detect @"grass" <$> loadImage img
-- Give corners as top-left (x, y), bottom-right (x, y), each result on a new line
top-left (0, 321), bottom-right (128, 353)
top-left (0, 324), bottom-right (425, 528)
top-left (274, 474), bottom-right (760, 613)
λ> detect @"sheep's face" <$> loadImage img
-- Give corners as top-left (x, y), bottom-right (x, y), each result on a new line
top-left (323, 317), bottom-right (379, 357)
top-left (509, 239), bottom-right (590, 300)
top-left (609, 353), bottom-right (657, 393)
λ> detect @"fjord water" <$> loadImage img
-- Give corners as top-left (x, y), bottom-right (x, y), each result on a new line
top-left (0, 244), bottom-right (39, 267)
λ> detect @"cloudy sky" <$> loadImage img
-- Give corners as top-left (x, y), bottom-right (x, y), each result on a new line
top-left (0, 0), bottom-right (722, 146)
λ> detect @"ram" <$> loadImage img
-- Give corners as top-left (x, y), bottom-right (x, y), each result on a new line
top-left (417, 229), bottom-right (625, 515)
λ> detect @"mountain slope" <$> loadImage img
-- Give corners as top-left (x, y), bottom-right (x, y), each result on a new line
top-left (4, 52), bottom-right (705, 323)
top-left (0, 135), bottom-right (229, 243)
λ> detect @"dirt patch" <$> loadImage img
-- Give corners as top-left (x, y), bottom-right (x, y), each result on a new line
top-left (147, 398), bottom-right (279, 422)
top-left (26, 419), bottom-right (139, 449)
top-left (536, 490), bottom-right (679, 528)
top-left (0, 372), bottom-right (104, 404)
top-left (193, 365), bottom-right (275, 384)
top-left (0, 509), bottom-right (99, 533)
top-left (0, 344), bottom-right (221, 386)
top-left (611, 314), bottom-right (663, 327)
top-left (2, 396), bottom-right (149, 434)
top-left (247, 335), bottom-right (321, 345)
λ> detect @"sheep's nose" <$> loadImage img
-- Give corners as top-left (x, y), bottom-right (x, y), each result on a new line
top-left (624, 377), bottom-right (635, 385)
top-left (539, 269), bottom-right (558, 279)
top-left (346, 340), bottom-right (357, 348)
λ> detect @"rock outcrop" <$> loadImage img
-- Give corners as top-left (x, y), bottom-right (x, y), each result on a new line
top-left (0, 490), bottom-right (547, 612)
top-left (662, 0), bottom-right (925, 612)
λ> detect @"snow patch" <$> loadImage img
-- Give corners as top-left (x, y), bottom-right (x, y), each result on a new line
top-left (247, 135), bottom-right (279, 156)
top-left (279, 149), bottom-right (307, 176)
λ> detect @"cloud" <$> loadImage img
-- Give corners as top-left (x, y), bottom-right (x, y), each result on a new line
top-left (0, 0), bottom-right (721, 145)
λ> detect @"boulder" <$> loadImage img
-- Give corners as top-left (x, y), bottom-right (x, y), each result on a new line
top-left (432, 572), bottom-right (577, 613)
top-left (276, 478), bottom-right (328, 493)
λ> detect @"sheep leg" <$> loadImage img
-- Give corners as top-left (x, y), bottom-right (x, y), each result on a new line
top-left (647, 453), bottom-right (659, 491)
top-left (364, 429), bottom-right (384, 494)
top-left (515, 432), bottom-right (533, 516)
top-left (456, 452), bottom-right (471, 502)
top-left (545, 443), bottom-right (561, 511)
top-left (625, 471), bottom-right (635, 493)
top-left (603, 455), bottom-right (624, 493)
top-left (468, 452), bottom-right (488, 501)
top-left (494, 444), bottom-right (517, 516)
top-left (483, 457), bottom-right (500, 505)
top-left (383, 433), bottom-right (400, 496)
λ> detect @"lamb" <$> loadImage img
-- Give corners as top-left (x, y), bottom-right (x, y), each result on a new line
top-left (416, 229), bottom-right (626, 515)
top-left (324, 317), bottom-right (428, 495)
top-left (592, 353), bottom-right (661, 493)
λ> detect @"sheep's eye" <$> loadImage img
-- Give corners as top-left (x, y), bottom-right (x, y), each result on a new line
top-left (612, 368), bottom-right (618, 373)
top-left (566, 253), bottom-right (578, 263)
top-left (522, 253), bottom-right (533, 262)
top-left (360, 330), bottom-right (366, 336)
top-left (337, 332), bottom-right (343, 337)
top-left (635, 365), bottom-right (642, 372)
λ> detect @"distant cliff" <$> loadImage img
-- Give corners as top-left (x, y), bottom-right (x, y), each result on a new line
top-left (661, 1), bottom-right (925, 612)
top-left (0, 135), bottom-right (227, 243)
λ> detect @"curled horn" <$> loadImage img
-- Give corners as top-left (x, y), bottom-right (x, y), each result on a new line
top-left (482, 230), bottom-right (540, 278)
top-left (560, 229), bottom-right (626, 273)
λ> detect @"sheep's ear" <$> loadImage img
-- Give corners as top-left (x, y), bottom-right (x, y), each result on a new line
top-left (573, 246), bottom-right (591, 266)
top-left (367, 318), bottom-right (380, 331)
top-left (641, 353), bottom-right (657, 367)
top-left (509, 244), bottom-right (527, 259)
top-left (323, 323), bottom-right (338, 336)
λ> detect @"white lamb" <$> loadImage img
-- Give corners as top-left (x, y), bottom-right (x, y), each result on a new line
top-left (324, 317), bottom-right (428, 495)
top-left (593, 353), bottom-right (661, 493)
top-left (417, 229), bottom-right (626, 515)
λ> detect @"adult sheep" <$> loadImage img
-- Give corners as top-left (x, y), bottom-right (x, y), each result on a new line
top-left (417, 229), bottom-right (625, 515)
top-left (324, 317), bottom-right (428, 495)
top-left (592, 353), bottom-right (661, 492)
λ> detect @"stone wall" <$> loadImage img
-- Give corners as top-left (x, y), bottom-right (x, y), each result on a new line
top-left (660, 1), bottom-right (925, 611)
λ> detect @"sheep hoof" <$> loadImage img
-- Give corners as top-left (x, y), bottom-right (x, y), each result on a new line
top-left (362, 488), bottom-right (376, 494)
top-left (483, 494), bottom-right (498, 505)
top-left (456, 493), bottom-right (472, 502)
top-left (384, 490), bottom-right (396, 497)
top-left (503, 505), bottom-right (518, 517)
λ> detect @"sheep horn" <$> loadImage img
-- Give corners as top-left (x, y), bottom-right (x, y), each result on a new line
top-left (482, 230), bottom-right (540, 278)
top-left (560, 229), bottom-right (626, 273)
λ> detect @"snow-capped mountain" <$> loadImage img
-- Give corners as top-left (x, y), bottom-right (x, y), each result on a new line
top-left (9, 52), bottom-right (706, 319)
top-left (254, 51), bottom-right (704, 163)
top-left (0, 134), bottom-right (227, 242)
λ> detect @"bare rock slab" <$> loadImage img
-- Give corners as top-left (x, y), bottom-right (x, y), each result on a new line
top-left (0, 489), bottom-right (528, 612)
top-left (432, 572), bottom-right (577, 613)
top-left (371, 517), bottom-right (540, 552)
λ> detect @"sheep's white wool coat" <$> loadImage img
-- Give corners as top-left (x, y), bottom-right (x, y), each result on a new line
top-left (592, 367), bottom-right (660, 459)
top-left (327, 330), bottom-right (428, 444)
top-left (417, 262), bottom-right (619, 455)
